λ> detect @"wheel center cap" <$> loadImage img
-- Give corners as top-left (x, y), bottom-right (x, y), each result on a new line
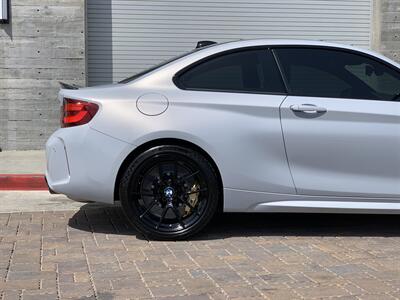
top-left (164, 187), bottom-right (174, 198)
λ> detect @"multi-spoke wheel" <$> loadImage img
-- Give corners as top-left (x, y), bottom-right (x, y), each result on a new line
top-left (119, 145), bottom-right (220, 240)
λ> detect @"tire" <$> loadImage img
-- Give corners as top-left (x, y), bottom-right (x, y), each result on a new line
top-left (119, 145), bottom-right (220, 240)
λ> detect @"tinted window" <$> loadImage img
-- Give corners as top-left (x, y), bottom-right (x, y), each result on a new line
top-left (275, 48), bottom-right (400, 101)
top-left (177, 49), bottom-right (286, 93)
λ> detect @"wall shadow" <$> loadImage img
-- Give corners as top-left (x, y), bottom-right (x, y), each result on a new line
top-left (86, 0), bottom-right (112, 86)
top-left (68, 204), bottom-right (400, 241)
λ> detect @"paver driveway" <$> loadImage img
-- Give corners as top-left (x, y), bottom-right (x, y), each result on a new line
top-left (1, 206), bottom-right (400, 299)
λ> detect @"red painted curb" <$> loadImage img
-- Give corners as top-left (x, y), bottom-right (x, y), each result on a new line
top-left (0, 174), bottom-right (48, 191)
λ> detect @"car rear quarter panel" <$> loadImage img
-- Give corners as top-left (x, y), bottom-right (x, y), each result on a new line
top-left (87, 79), bottom-right (295, 195)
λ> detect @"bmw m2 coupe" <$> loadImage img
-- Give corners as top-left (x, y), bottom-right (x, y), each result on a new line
top-left (46, 39), bottom-right (400, 239)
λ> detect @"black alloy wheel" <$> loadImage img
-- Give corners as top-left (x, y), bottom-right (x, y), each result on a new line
top-left (119, 145), bottom-right (220, 240)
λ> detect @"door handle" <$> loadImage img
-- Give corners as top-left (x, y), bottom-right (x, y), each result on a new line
top-left (290, 104), bottom-right (327, 113)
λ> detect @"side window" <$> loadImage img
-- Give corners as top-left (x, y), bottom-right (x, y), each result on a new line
top-left (177, 49), bottom-right (286, 94)
top-left (274, 48), bottom-right (400, 101)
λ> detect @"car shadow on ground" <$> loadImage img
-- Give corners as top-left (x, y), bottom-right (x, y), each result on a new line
top-left (67, 203), bottom-right (400, 241)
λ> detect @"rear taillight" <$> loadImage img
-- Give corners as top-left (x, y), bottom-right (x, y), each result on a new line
top-left (61, 98), bottom-right (99, 128)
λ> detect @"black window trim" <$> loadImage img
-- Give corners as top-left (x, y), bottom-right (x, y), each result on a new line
top-left (271, 49), bottom-right (291, 94)
top-left (270, 45), bottom-right (400, 102)
top-left (173, 46), bottom-right (288, 96)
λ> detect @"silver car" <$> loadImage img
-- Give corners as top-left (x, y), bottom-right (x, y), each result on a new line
top-left (46, 39), bottom-right (400, 239)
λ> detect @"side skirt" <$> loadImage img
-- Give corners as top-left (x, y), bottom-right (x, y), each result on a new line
top-left (224, 188), bottom-right (400, 214)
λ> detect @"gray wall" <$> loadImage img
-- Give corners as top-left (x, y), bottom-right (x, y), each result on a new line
top-left (376, 0), bottom-right (400, 62)
top-left (0, 0), bottom-right (85, 151)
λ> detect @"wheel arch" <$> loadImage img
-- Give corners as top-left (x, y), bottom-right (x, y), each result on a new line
top-left (114, 138), bottom-right (224, 211)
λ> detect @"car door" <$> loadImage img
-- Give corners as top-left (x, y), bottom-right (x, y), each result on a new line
top-left (275, 47), bottom-right (400, 198)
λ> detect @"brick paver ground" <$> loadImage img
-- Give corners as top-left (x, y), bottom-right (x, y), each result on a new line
top-left (1, 206), bottom-right (400, 299)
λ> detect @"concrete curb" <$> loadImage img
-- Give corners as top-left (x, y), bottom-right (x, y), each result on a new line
top-left (0, 174), bottom-right (48, 190)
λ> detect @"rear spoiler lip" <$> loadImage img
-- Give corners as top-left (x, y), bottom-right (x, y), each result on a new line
top-left (59, 81), bottom-right (82, 90)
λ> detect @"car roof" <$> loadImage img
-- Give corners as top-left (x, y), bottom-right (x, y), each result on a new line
top-left (206, 39), bottom-right (367, 53)
top-left (174, 39), bottom-right (400, 70)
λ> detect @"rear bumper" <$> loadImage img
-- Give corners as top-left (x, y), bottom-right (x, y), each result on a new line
top-left (44, 176), bottom-right (57, 194)
top-left (45, 125), bottom-right (134, 203)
